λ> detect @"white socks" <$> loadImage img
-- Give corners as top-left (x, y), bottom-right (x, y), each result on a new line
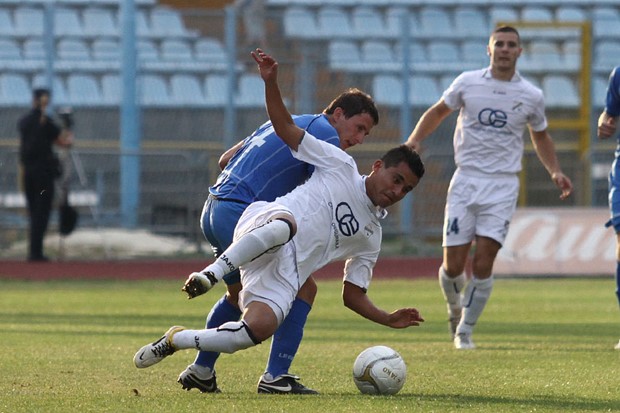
top-left (172, 321), bottom-right (260, 354)
top-left (458, 275), bottom-right (494, 335)
top-left (204, 219), bottom-right (293, 281)
top-left (438, 267), bottom-right (466, 318)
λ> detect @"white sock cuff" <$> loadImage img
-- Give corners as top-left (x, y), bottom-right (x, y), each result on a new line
top-left (471, 275), bottom-right (494, 290)
top-left (439, 267), bottom-right (466, 288)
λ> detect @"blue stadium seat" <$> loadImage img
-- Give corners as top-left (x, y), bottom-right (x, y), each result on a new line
top-left (101, 74), bottom-right (120, 105)
top-left (329, 41), bottom-right (362, 71)
top-left (0, 73), bottom-right (30, 105)
top-left (283, 6), bottom-right (317, 39)
top-left (150, 6), bottom-right (195, 38)
top-left (385, 6), bottom-right (415, 38)
top-left (417, 7), bottom-right (451, 38)
top-left (170, 74), bottom-right (206, 106)
top-left (410, 75), bottom-right (441, 106)
top-left (67, 74), bottom-right (102, 106)
top-left (0, 38), bottom-right (21, 61)
top-left (520, 41), bottom-right (563, 72)
top-left (351, 6), bottom-right (385, 38)
top-left (562, 40), bottom-right (581, 70)
top-left (593, 76), bottom-right (609, 107)
top-left (542, 75), bottom-right (579, 108)
top-left (54, 7), bottom-right (83, 37)
top-left (592, 8), bottom-right (620, 38)
top-left (194, 37), bottom-right (228, 71)
top-left (555, 6), bottom-right (587, 22)
top-left (371, 74), bottom-right (403, 106)
top-left (316, 6), bottom-right (352, 38)
top-left (137, 39), bottom-right (159, 62)
top-left (82, 7), bottom-right (118, 37)
top-left (92, 38), bottom-right (120, 62)
top-left (521, 6), bottom-right (553, 22)
top-left (23, 38), bottom-right (45, 61)
top-left (461, 40), bottom-right (487, 67)
top-left (454, 7), bottom-right (488, 38)
top-left (57, 38), bottom-right (90, 61)
top-left (0, 9), bottom-right (14, 36)
top-left (236, 73), bottom-right (264, 107)
top-left (361, 40), bottom-right (399, 72)
top-left (594, 41), bottom-right (620, 72)
top-left (140, 74), bottom-right (170, 106)
top-left (204, 73), bottom-right (229, 107)
top-left (489, 6), bottom-right (518, 26)
top-left (14, 7), bottom-right (44, 36)
top-left (160, 39), bottom-right (193, 62)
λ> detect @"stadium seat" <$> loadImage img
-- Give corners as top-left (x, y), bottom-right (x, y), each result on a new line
top-left (328, 40), bottom-right (362, 71)
top-left (14, 7), bottom-right (44, 36)
top-left (361, 40), bottom-right (398, 72)
top-left (101, 74), bottom-right (120, 105)
top-left (542, 75), bottom-right (579, 108)
top-left (371, 74), bottom-right (403, 106)
top-left (67, 74), bottom-right (102, 106)
top-left (82, 7), bottom-right (118, 37)
top-left (562, 40), bottom-right (581, 70)
top-left (283, 6), bottom-right (317, 39)
top-left (593, 41), bottom-right (620, 71)
top-left (0, 73), bottom-right (30, 105)
top-left (135, 10), bottom-right (151, 37)
top-left (592, 8), bottom-right (620, 38)
top-left (204, 73), bottom-right (229, 107)
top-left (385, 6), bottom-right (415, 38)
top-left (57, 38), bottom-right (90, 61)
top-left (194, 37), bottom-right (228, 70)
top-left (92, 38), bottom-right (120, 62)
top-left (396, 42), bottom-right (427, 67)
top-left (555, 6), bottom-right (587, 22)
top-left (410, 75), bottom-right (441, 106)
top-left (316, 6), bottom-right (352, 38)
top-left (150, 6), bottom-right (195, 38)
top-left (461, 40), bottom-right (487, 67)
top-left (351, 6), bottom-right (385, 38)
top-left (0, 9), bottom-right (14, 36)
top-left (593, 76), bottom-right (609, 107)
top-left (417, 7), bottom-right (452, 38)
top-left (160, 38), bottom-right (193, 62)
top-left (140, 74), bottom-right (170, 106)
top-left (521, 6), bottom-right (553, 22)
top-left (521, 41), bottom-right (563, 72)
top-left (170, 74), bottom-right (206, 106)
top-left (0, 38), bottom-right (21, 61)
top-left (489, 6), bottom-right (519, 26)
top-left (454, 7), bottom-right (489, 38)
top-left (137, 39), bottom-right (159, 62)
top-left (54, 7), bottom-right (83, 36)
top-left (23, 38), bottom-right (45, 61)
top-left (235, 73), bottom-right (264, 107)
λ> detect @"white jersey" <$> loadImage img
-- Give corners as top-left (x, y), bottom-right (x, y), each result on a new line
top-left (443, 68), bottom-right (547, 175)
top-left (273, 131), bottom-right (387, 291)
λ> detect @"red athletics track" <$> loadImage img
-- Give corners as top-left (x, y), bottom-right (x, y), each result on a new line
top-left (0, 257), bottom-right (441, 281)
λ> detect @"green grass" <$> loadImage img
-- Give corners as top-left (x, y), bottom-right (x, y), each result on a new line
top-left (1, 277), bottom-right (619, 412)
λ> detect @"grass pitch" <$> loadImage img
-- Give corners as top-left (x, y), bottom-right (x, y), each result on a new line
top-left (1, 277), bottom-right (619, 412)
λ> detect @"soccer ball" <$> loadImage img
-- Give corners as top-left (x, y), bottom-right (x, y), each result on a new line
top-left (352, 345), bottom-right (407, 395)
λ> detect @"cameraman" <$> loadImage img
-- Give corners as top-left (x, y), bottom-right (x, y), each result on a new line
top-left (18, 88), bottom-right (73, 262)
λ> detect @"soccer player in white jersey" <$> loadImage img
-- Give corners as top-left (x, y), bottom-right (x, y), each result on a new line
top-left (405, 26), bottom-right (573, 350)
top-left (133, 49), bottom-right (426, 379)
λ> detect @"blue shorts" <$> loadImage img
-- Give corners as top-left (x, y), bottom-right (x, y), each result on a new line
top-left (200, 195), bottom-right (248, 285)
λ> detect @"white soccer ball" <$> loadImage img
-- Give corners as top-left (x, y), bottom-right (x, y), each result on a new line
top-left (352, 345), bottom-right (407, 395)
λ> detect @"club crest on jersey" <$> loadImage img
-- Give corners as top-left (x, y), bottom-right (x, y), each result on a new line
top-left (478, 108), bottom-right (507, 128)
top-left (336, 202), bottom-right (359, 236)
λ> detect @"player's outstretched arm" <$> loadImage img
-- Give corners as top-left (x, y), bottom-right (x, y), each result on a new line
top-left (251, 48), bottom-right (304, 151)
top-left (342, 282), bottom-right (424, 329)
top-left (529, 129), bottom-right (573, 200)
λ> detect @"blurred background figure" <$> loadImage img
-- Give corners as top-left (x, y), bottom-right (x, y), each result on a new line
top-left (18, 88), bottom-right (73, 262)
top-left (236, 0), bottom-right (267, 50)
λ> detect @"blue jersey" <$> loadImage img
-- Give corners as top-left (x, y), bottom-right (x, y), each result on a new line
top-left (210, 114), bottom-right (339, 203)
top-left (606, 66), bottom-right (620, 118)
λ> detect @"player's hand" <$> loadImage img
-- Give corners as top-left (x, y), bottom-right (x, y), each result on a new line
top-left (551, 172), bottom-right (573, 201)
top-left (386, 308), bottom-right (425, 329)
top-left (597, 112), bottom-right (617, 139)
top-left (251, 48), bottom-right (278, 83)
top-left (182, 271), bottom-right (218, 299)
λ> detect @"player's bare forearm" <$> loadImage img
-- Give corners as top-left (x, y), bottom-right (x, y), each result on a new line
top-left (598, 111), bottom-right (618, 139)
top-left (531, 129), bottom-right (573, 200)
top-left (252, 48), bottom-right (304, 151)
top-left (342, 282), bottom-right (424, 328)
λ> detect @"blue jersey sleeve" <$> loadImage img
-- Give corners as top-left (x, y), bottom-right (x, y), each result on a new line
top-left (606, 66), bottom-right (620, 117)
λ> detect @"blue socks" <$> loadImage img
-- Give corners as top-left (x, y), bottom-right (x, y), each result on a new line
top-left (265, 297), bottom-right (311, 378)
top-left (195, 294), bottom-right (242, 369)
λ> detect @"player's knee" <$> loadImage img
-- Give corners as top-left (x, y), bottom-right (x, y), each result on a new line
top-left (297, 277), bottom-right (318, 305)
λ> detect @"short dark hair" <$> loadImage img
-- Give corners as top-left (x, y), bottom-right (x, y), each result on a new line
top-left (323, 88), bottom-right (379, 125)
top-left (381, 145), bottom-right (425, 179)
top-left (492, 25), bottom-right (521, 44)
top-left (33, 88), bottom-right (50, 100)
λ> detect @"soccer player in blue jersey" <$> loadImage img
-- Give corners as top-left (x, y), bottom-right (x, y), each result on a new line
top-left (597, 65), bottom-right (620, 350)
top-left (176, 75), bottom-right (379, 393)
top-left (134, 49), bottom-right (425, 389)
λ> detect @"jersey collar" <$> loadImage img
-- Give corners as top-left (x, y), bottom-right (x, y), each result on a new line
top-left (482, 66), bottom-right (522, 82)
top-left (360, 176), bottom-right (388, 219)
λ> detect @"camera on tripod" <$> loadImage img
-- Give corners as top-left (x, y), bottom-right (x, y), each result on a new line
top-left (56, 106), bottom-right (74, 130)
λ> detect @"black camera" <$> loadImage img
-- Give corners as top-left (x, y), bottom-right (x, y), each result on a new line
top-left (57, 107), bottom-right (74, 130)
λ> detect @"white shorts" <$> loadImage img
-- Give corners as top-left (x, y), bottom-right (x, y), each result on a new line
top-left (442, 170), bottom-right (519, 247)
top-left (234, 201), bottom-right (300, 325)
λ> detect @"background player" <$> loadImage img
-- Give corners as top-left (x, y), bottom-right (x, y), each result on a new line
top-left (134, 49), bottom-right (425, 384)
top-left (405, 26), bottom-right (573, 349)
top-left (178, 77), bottom-right (379, 393)
top-left (596, 65), bottom-right (620, 350)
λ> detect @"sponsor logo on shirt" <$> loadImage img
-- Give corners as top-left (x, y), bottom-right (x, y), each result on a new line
top-left (478, 108), bottom-right (507, 128)
top-left (336, 202), bottom-right (359, 236)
